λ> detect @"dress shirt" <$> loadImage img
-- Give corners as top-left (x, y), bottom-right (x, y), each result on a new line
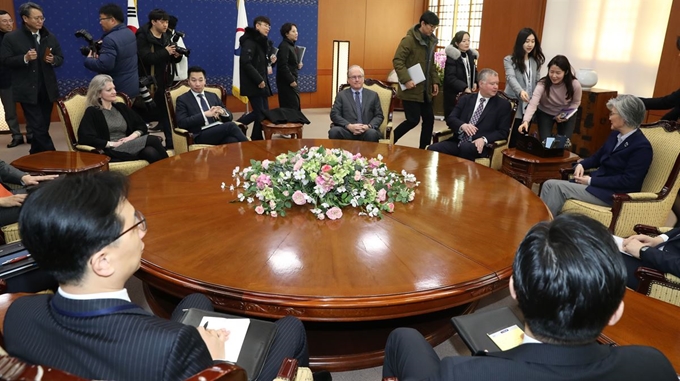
top-left (58, 287), bottom-right (131, 302)
top-left (353, 88), bottom-right (363, 104)
top-left (472, 93), bottom-right (490, 143)
top-left (613, 129), bottom-right (636, 151)
top-left (191, 90), bottom-right (213, 126)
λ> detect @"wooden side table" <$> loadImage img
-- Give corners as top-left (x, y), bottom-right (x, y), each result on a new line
top-left (11, 151), bottom-right (110, 175)
top-left (261, 120), bottom-right (303, 140)
top-left (501, 148), bottom-right (580, 188)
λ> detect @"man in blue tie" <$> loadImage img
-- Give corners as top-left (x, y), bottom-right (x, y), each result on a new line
top-left (175, 66), bottom-right (248, 145)
top-left (329, 65), bottom-right (384, 142)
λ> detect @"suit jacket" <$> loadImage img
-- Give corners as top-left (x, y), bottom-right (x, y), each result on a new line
top-left (448, 93), bottom-right (511, 144)
top-left (580, 129), bottom-right (653, 204)
top-left (0, 160), bottom-right (26, 186)
top-left (435, 342), bottom-right (676, 380)
top-left (640, 88), bottom-right (680, 121)
top-left (503, 55), bottom-right (539, 118)
top-left (330, 87), bottom-right (384, 130)
top-left (4, 293), bottom-right (213, 381)
top-left (640, 227), bottom-right (680, 278)
top-left (176, 90), bottom-right (232, 135)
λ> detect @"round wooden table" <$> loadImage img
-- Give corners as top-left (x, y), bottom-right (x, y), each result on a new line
top-left (128, 139), bottom-right (550, 371)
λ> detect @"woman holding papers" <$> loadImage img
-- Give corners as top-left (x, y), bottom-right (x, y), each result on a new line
top-left (444, 30), bottom-right (478, 118)
top-left (519, 55), bottom-right (581, 142)
top-left (78, 74), bottom-right (168, 163)
top-left (503, 28), bottom-right (545, 147)
top-left (276, 22), bottom-right (303, 110)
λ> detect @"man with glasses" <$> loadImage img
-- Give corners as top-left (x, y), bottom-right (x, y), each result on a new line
top-left (237, 15), bottom-right (276, 140)
top-left (4, 171), bottom-right (310, 381)
top-left (0, 10), bottom-right (32, 148)
top-left (329, 65), bottom-right (384, 142)
top-left (392, 10), bottom-right (441, 149)
top-left (0, 2), bottom-right (63, 154)
top-left (84, 3), bottom-right (139, 98)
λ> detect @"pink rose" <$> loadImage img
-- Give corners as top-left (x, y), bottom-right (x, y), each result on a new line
top-left (377, 188), bottom-right (387, 202)
top-left (326, 207), bottom-right (343, 220)
top-left (255, 205), bottom-right (265, 215)
top-left (387, 202), bottom-right (395, 213)
top-left (293, 159), bottom-right (304, 171)
top-left (368, 158), bottom-right (380, 168)
top-left (292, 190), bottom-right (307, 205)
top-left (270, 211), bottom-right (278, 218)
top-left (354, 171), bottom-right (362, 181)
top-left (256, 174), bottom-right (271, 189)
top-left (262, 159), bottom-right (270, 169)
top-left (321, 164), bottom-right (332, 173)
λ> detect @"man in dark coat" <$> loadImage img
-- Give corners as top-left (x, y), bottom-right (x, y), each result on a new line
top-left (136, 8), bottom-right (181, 149)
top-left (0, 2), bottom-right (63, 154)
top-left (237, 15), bottom-right (276, 140)
top-left (84, 3), bottom-right (139, 98)
top-left (0, 9), bottom-right (32, 148)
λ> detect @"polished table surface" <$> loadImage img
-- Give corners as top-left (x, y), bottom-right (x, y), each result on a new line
top-left (10, 151), bottom-right (110, 174)
top-left (128, 139), bottom-right (551, 369)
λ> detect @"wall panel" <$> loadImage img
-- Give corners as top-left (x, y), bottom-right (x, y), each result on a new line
top-left (648, 0), bottom-right (680, 121)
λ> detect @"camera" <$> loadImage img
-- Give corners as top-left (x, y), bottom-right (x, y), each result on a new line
top-left (74, 29), bottom-right (102, 56)
top-left (170, 31), bottom-right (191, 57)
top-left (138, 75), bottom-right (157, 109)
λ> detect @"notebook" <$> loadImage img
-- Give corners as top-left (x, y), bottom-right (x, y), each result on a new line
top-left (451, 307), bottom-right (525, 354)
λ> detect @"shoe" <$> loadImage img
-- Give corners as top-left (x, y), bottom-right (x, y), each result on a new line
top-left (7, 138), bottom-right (24, 148)
top-left (279, 134), bottom-right (292, 139)
top-left (313, 371), bottom-right (332, 381)
top-left (26, 136), bottom-right (32, 144)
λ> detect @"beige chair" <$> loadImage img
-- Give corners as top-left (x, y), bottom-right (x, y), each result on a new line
top-left (337, 79), bottom-right (396, 144)
top-left (165, 81), bottom-right (247, 154)
top-left (58, 88), bottom-right (150, 176)
top-left (630, 225), bottom-right (680, 307)
top-left (430, 91), bottom-right (518, 170)
top-left (561, 120), bottom-right (680, 237)
top-left (1, 223), bottom-right (20, 244)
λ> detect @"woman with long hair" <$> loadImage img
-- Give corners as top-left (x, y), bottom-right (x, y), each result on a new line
top-left (443, 30), bottom-right (478, 118)
top-left (503, 28), bottom-right (545, 147)
top-left (519, 55), bottom-right (581, 141)
top-left (276, 22), bottom-right (303, 110)
top-left (78, 74), bottom-right (168, 163)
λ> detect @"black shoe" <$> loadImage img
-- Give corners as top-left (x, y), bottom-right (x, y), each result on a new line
top-left (313, 371), bottom-right (332, 381)
top-left (7, 138), bottom-right (24, 148)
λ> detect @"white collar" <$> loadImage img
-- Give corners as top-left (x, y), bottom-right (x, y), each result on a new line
top-left (522, 332), bottom-right (542, 345)
top-left (58, 287), bottom-right (131, 302)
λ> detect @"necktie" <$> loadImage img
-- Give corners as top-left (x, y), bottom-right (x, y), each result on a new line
top-left (460, 98), bottom-right (486, 142)
top-left (197, 94), bottom-right (215, 123)
top-left (354, 91), bottom-right (363, 124)
top-left (32, 33), bottom-right (40, 49)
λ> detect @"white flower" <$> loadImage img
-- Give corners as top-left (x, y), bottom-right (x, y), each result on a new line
top-left (247, 197), bottom-right (254, 204)
top-left (377, 154), bottom-right (383, 160)
top-left (229, 185), bottom-right (235, 191)
top-left (236, 178), bottom-right (241, 187)
top-left (237, 193), bottom-right (244, 201)
top-left (232, 166), bottom-right (240, 176)
top-left (321, 203), bottom-right (329, 209)
top-left (221, 182), bottom-right (226, 189)
top-left (336, 186), bottom-right (346, 193)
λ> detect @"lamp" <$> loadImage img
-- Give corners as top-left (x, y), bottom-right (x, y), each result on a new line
top-left (331, 40), bottom-right (350, 105)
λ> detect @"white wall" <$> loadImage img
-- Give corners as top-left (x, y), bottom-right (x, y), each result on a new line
top-left (541, 0), bottom-right (672, 97)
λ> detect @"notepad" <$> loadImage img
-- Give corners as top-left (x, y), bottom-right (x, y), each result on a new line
top-left (487, 324), bottom-right (524, 351)
top-left (399, 64), bottom-right (426, 90)
top-left (200, 317), bottom-right (250, 362)
top-left (613, 235), bottom-right (633, 256)
top-left (295, 45), bottom-right (306, 63)
top-left (554, 107), bottom-right (578, 120)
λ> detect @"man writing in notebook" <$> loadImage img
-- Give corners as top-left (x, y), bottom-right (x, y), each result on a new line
top-left (175, 66), bottom-right (248, 145)
top-left (383, 214), bottom-right (676, 380)
top-left (4, 172), bottom-right (309, 381)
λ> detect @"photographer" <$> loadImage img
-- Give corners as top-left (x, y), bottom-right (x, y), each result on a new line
top-left (83, 3), bottom-right (138, 98)
top-left (168, 15), bottom-right (188, 84)
top-left (136, 8), bottom-right (181, 149)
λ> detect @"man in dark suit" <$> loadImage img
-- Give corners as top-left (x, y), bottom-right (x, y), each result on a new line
top-left (428, 68), bottom-right (510, 160)
top-left (329, 65), bottom-right (384, 142)
top-left (0, 159), bottom-right (56, 226)
top-left (383, 214), bottom-right (676, 381)
top-left (175, 66), bottom-right (247, 145)
top-left (540, 94), bottom-right (652, 216)
top-left (4, 172), bottom-right (309, 381)
top-left (621, 228), bottom-right (680, 290)
top-left (0, 2), bottom-right (63, 154)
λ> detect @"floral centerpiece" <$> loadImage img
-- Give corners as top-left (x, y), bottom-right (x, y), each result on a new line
top-left (434, 50), bottom-right (446, 84)
top-left (229, 146), bottom-right (419, 219)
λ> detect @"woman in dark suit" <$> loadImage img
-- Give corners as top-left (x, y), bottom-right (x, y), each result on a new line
top-left (443, 30), bottom-right (478, 118)
top-left (276, 22), bottom-right (303, 110)
top-left (78, 74), bottom-right (168, 163)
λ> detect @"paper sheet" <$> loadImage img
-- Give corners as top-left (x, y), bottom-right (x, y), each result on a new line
top-left (487, 324), bottom-right (524, 351)
top-left (399, 64), bottom-right (426, 90)
top-left (612, 235), bottom-right (632, 256)
top-left (200, 317), bottom-right (250, 362)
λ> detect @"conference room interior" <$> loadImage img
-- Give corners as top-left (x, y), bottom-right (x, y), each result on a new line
top-left (1, 0), bottom-right (680, 379)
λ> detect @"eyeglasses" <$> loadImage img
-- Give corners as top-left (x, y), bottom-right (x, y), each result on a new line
top-left (427, 23), bottom-right (438, 30)
top-left (257, 22), bottom-right (271, 29)
top-left (348, 76), bottom-right (364, 80)
top-left (114, 210), bottom-right (147, 241)
top-left (0, 19), bottom-right (13, 24)
top-left (28, 16), bottom-right (45, 22)
top-left (99, 17), bottom-right (113, 22)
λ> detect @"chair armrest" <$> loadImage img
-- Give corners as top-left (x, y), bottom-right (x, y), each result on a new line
top-left (75, 144), bottom-right (101, 154)
top-left (486, 139), bottom-right (507, 150)
top-left (185, 363), bottom-right (247, 381)
top-left (625, 192), bottom-right (662, 201)
top-left (274, 358), bottom-right (298, 381)
top-left (432, 128), bottom-right (453, 144)
top-left (635, 266), bottom-right (679, 297)
top-left (634, 224), bottom-right (664, 235)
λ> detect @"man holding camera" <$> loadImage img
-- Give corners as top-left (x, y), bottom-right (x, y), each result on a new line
top-left (83, 3), bottom-right (138, 98)
top-left (175, 66), bottom-right (247, 145)
top-left (0, 2), bottom-right (63, 154)
top-left (136, 8), bottom-right (181, 149)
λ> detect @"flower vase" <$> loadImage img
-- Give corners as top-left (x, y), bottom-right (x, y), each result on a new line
top-left (577, 69), bottom-right (598, 90)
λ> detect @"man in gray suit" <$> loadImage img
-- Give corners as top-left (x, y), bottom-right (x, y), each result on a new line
top-left (329, 65), bottom-right (384, 142)
top-left (0, 159), bottom-right (56, 226)
top-left (4, 171), bottom-right (310, 381)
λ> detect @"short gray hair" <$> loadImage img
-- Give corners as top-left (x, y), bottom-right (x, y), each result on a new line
top-left (478, 68), bottom-right (498, 83)
top-left (606, 94), bottom-right (645, 128)
top-left (347, 65), bottom-right (364, 78)
top-left (86, 74), bottom-right (114, 109)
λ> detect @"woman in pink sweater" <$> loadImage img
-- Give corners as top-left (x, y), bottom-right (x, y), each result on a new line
top-left (519, 55), bottom-right (581, 141)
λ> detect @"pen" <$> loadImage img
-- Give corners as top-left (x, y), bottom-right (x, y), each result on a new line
top-left (203, 321), bottom-right (209, 329)
top-left (1, 254), bottom-right (31, 266)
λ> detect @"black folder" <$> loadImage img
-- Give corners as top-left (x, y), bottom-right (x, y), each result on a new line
top-left (180, 308), bottom-right (277, 381)
top-left (451, 307), bottom-right (524, 354)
